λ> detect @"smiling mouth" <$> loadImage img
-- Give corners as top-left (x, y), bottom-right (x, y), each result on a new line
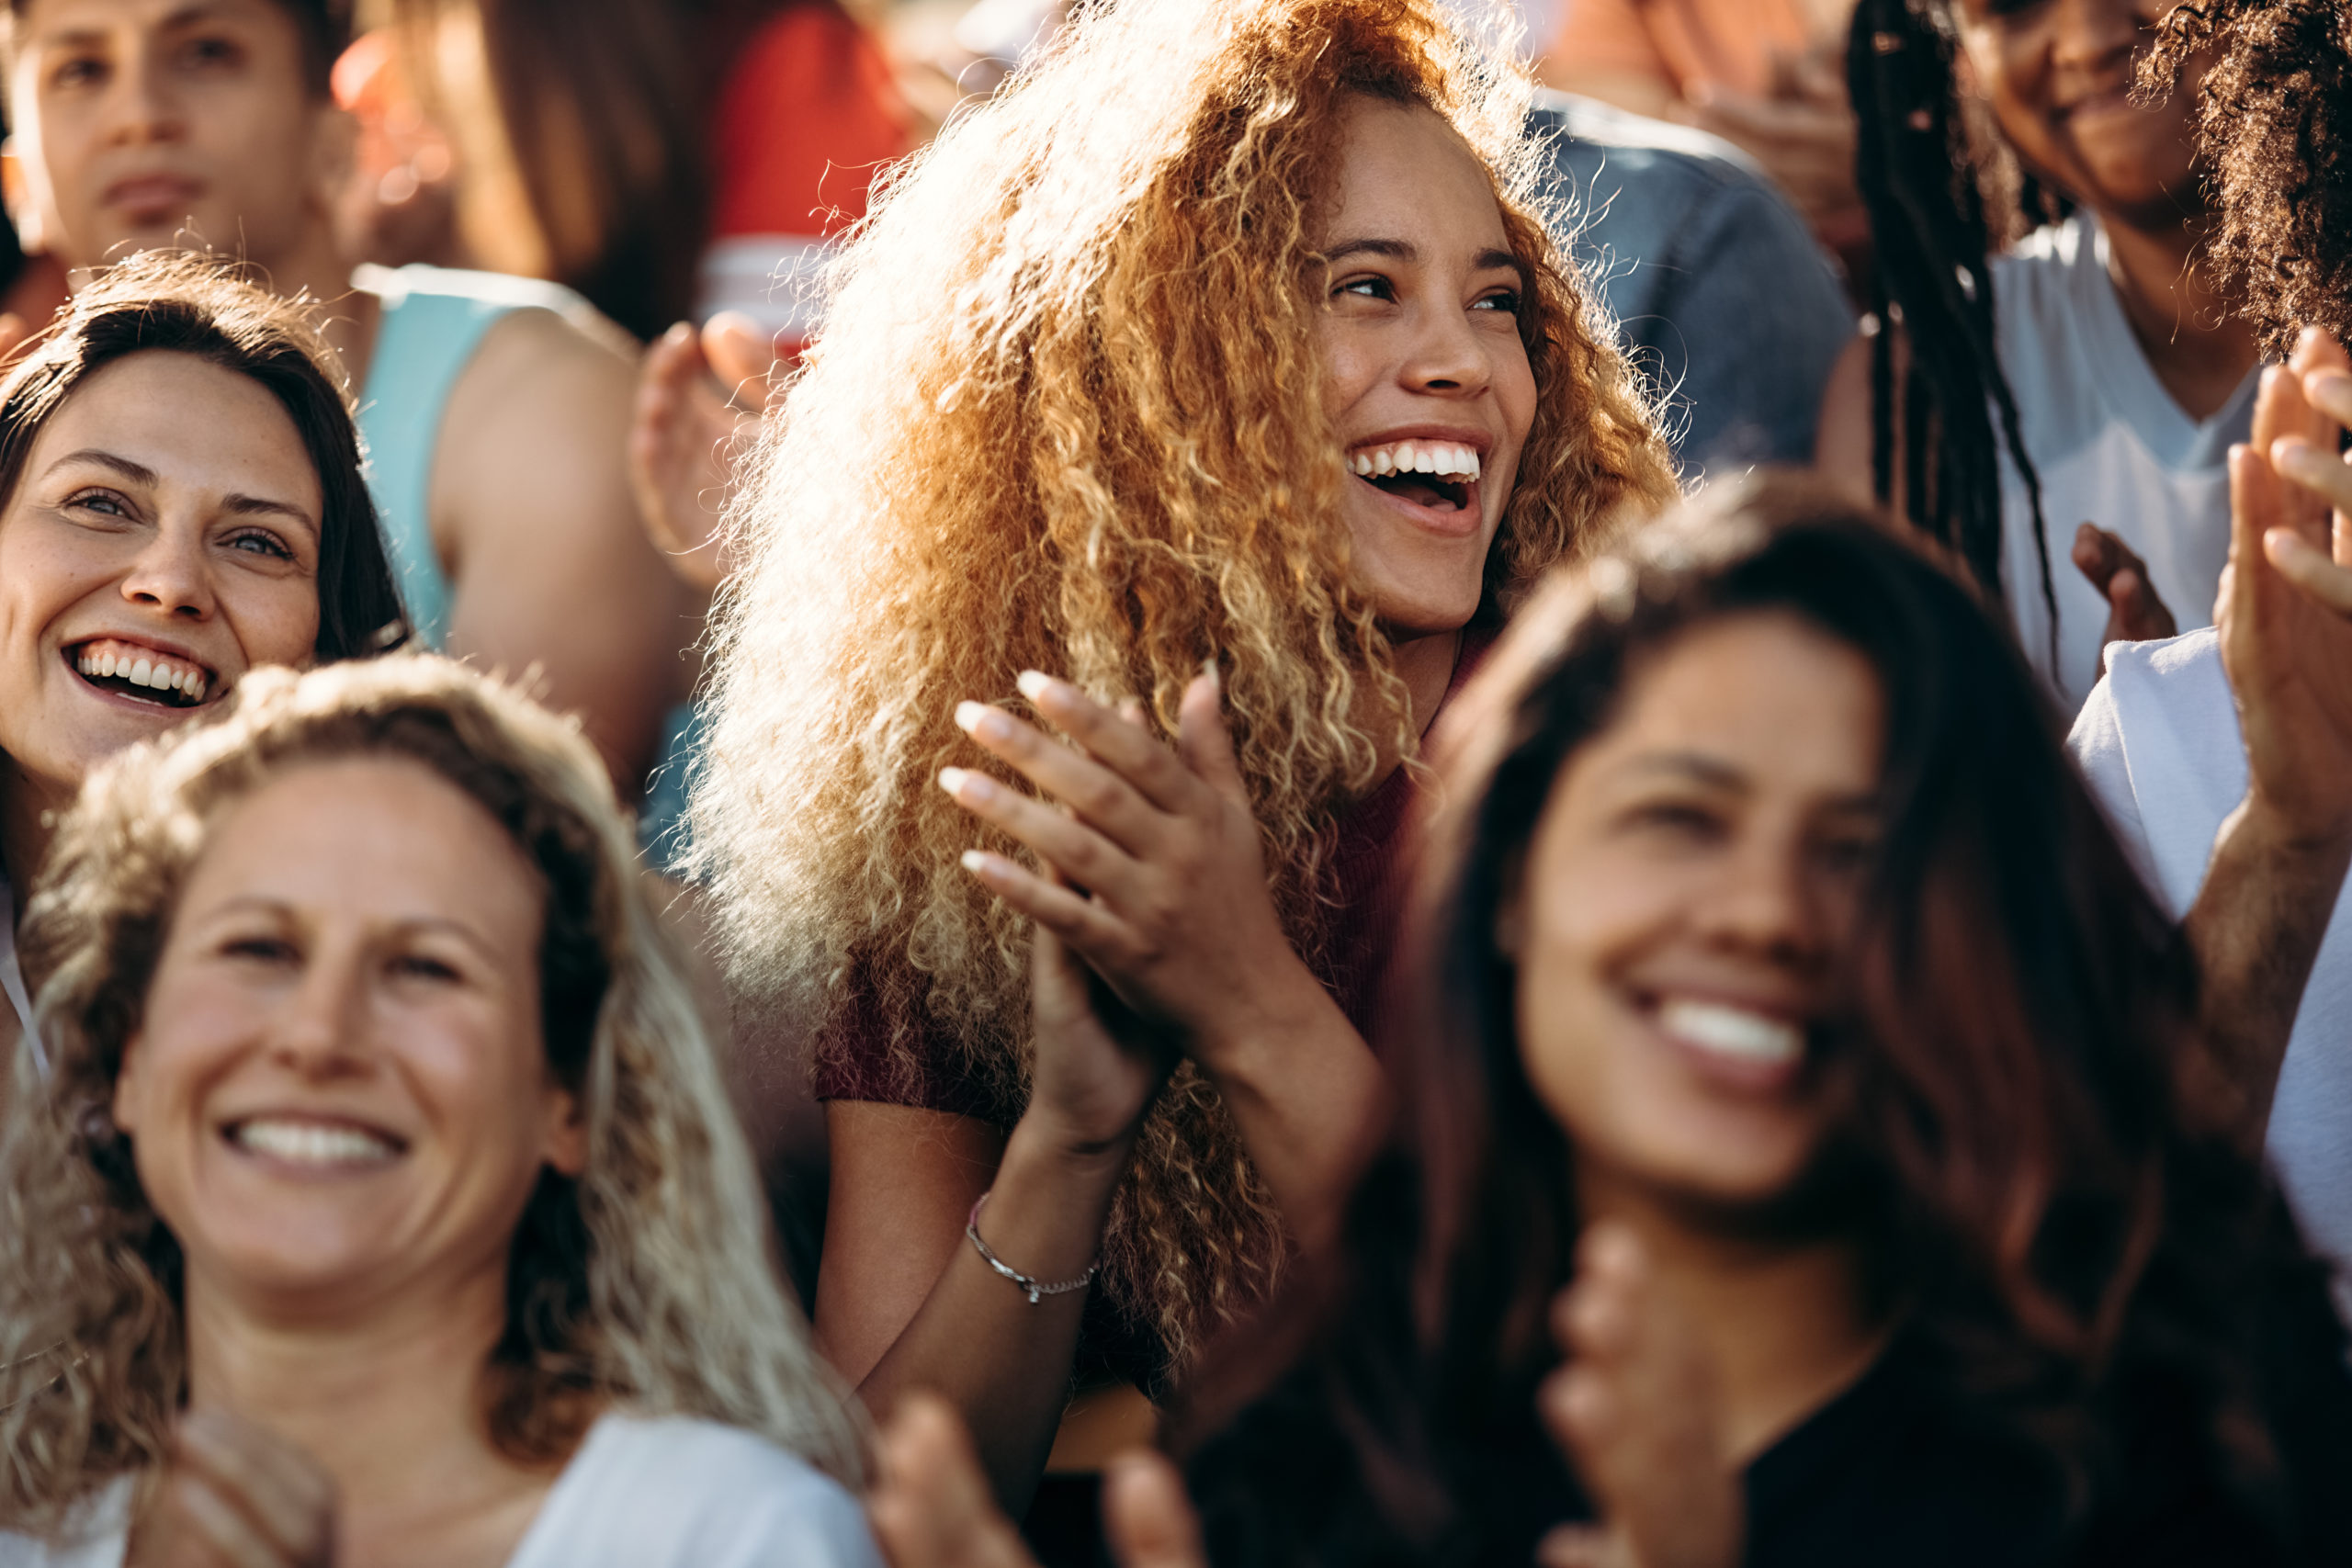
top-left (224, 1116), bottom-right (407, 1168)
top-left (1350, 439), bottom-right (1480, 514)
top-left (66, 638), bottom-right (217, 710)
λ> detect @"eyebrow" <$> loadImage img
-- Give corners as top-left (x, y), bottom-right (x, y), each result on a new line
top-left (46, 447), bottom-right (319, 532)
top-left (1322, 238), bottom-right (1523, 275)
top-left (1616, 750), bottom-right (1883, 814)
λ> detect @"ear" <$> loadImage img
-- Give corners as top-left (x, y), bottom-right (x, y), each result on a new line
top-left (2, 140), bottom-right (46, 256)
top-left (541, 1086), bottom-right (587, 1179)
top-left (111, 1032), bottom-right (146, 1135)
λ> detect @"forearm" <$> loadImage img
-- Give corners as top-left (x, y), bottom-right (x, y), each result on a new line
top-left (1196, 971), bottom-right (1390, 1256)
top-left (856, 1116), bottom-right (1135, 1514)
top-left (2184, 796), bottom-right (2352, 1145)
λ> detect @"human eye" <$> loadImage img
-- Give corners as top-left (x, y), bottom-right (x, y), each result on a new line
top-left (223, 527), bottom-right (296, 562)
top-left (48, 51), bottom-right (108, 91)
top-left (1471, 287), bottom-right (1523, 317)
top-left (64, 487), bottom-right (135, 521)
top-left (1333, 274), bottom-right (1396, 304)
top-left (219, 931), bottom-right (299, 965)
top-left (389, 950), bottom-right (464, 985)
top-left (1619, 795), bottom-right (1729, 845)
top-left (177, 31), bottom-right (248, 72)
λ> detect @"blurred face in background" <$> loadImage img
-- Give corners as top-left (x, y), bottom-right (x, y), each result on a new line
top-left (1316, 94), bottom-right (1537, 640)
top-left (5, 0), bottom-right (349, 271)
top-left (1951, 0), bottom-right (2205, 226)
top-left (1507, 613), bottom-right (1885, 1228)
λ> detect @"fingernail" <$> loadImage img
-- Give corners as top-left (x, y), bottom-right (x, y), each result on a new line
top-left (2275, 440), bottom-right (2325, 479)
top-left (954, 701), bottom-right (1008, 741)
top-left (938, 766), bottom-right (994, 802)
top-left (960, 849), bottom-right (991, 874)
top-left (1202, 657), bottom-right (1221, 693)
top-left (1015, 670), bottom-right (1054, 703)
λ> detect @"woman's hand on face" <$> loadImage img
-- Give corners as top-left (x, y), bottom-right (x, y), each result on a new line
top-left (1536, 1224), bottom-right (1742, 1568)
top-left (2074, 523), bottom-right (2178, 675)
top-left (125, 1408), bottom-right (334, 1568)
top-left (2219, 329), bottom-right (2352, 847)
top-left (944, 667), bottom-right (1318, 1071)
top-left (870, 1394), bottom-right (1206, 1568)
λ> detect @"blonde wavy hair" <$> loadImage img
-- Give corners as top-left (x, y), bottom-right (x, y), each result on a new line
top-left (692, 0), bottom-right (1678, 1369)
top-left (0, 656), bottom-right (864, 1536)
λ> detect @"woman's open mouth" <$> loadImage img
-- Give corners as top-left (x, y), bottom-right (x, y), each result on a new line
top-left (1348, 439), bottom-right (1482, 516)
top-left (65, 637), bottom-right (216, 710)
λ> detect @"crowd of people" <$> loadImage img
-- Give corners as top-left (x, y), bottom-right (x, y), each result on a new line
top-left (0, 0), bottom-right (2350, 1563)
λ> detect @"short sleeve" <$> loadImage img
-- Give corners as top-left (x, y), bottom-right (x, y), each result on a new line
top-left (810, 955), bottom-right (1017, 1126)
top-left (2069, 665), bottom-right (2168, 908)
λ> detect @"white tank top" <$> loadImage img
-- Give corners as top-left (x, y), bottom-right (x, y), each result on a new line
top-left (1988, 212), bottom-right (2257, 714)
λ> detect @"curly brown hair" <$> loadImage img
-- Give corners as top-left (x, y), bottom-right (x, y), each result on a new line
top-left (2143, 0), bottom-right (2352, 353)
top-left (692, 0), bottom-right (1677, 1371)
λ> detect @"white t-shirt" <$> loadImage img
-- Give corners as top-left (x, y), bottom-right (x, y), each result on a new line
top-left (1991, 214), bottom-right (2258, 714)
top-left (2070, 628), bottom-right (2352, 1317)
top-left (0, 1415), bottom-right (879, 1568)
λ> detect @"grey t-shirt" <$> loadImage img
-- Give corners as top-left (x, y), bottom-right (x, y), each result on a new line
top-left (1530, 92), bottom-right (1858, 477)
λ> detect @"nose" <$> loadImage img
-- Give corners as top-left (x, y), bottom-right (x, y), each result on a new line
top-left (1694, 826), bottom-right (1828, 970)
top-left (103, 44), bottom-right (188, 150)
top-left (1397, 298), bottom-right (1494, 401)
top-left (119, 524), bottom-right (217, 623)
top-left (266, 939), bottom-right (372, 1081)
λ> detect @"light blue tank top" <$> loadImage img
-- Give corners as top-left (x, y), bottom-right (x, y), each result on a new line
top-left (349, 264), bottom-right (703, 867)
top-left (352, 264), bottom-right (596, 649)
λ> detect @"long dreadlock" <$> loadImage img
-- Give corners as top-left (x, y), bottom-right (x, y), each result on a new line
top-left (1848, 0), bottom-right (2060, 652)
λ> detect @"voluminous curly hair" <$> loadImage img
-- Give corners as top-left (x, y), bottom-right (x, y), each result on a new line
top-left (2143, 0), bottom-right (2352, 353)
top-left (0, 655), bottom-right (864, 1539)
top-left (689, 0), bottom-right (1676, 1371)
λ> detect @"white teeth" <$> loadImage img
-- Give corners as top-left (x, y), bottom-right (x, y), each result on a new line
top-left (1373, 447), bottom-right (1394, 476)
top-left (99, 651), bottom-right (119, 677)
top-left (1657, 998), bottom-right (1804, 1066)
top-left (128, 658), bottom-right (153, 687)
top-left (1345, 441), bottom-right (1483, 480)
top-left (232, 1118), bottom-right (400, 1167)
top-left (187, 672), bottom-right (206, 701)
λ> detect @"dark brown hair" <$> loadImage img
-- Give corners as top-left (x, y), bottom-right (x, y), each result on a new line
top-left (1180, 475), bottom-right (2352, 1563)
top-left (0, 251), bottom-right (406, 660)
top-left (2143, 0), bottom-right (2352, 353)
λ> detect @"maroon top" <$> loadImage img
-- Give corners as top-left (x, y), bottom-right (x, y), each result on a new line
top-left (814, 628), bottom-right (1498, 1124)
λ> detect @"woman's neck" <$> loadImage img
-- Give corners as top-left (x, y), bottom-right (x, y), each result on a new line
top-left (1585, 1184), bottom-right (1888, 1465)
top-left (184, 1267), bottom-right (562, 1567)
top-left (1367, 626), bottom-right (1464, 785)
top-left (2096, 206), bottom-right (2262, 423)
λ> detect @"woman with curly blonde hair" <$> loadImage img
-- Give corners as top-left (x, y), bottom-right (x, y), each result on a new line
top-left (691, 0), bottom-right (1677, 1511)
top-left (0, 656), bottom-right (870, 1565)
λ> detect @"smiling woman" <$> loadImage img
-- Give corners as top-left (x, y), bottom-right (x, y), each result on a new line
top-left (688, 0), bottom-right (1678, 1514)
top-left (0, 655), bottom-right (870, 1566)
top-left (0, 250), bottom-right (403, 1074)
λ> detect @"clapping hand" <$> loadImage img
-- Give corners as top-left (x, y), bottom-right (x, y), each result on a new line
top-left (125, 1408), bottom-right (335, 1568)
top-left (2075, 523), bottom-right (2178, 676)
top-left (628, 311), bottom-right (781, 592)
top-left (2220, 327), bottom-right (2352, 846)
top-left (1537, 1224), bottom-right (1742, 1568)
top-left (943, 667), bottom-right (1317, 1070)
top-left (869, 1394), bottom-right (1206, 1568)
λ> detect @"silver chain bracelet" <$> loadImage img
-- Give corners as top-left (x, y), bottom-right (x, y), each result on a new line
top-left (966, 1190), bottom-right (1098, 1304)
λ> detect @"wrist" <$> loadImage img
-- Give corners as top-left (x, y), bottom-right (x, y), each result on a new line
top-left (1190, 953), bottom-right (1343, 1089)
top-left (2233, 787), bottom-right (2352, 861)
top-left (1006, 1104), bottom-right (1142, 1184)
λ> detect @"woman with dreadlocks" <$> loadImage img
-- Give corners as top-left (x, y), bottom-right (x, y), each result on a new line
top-left (690, 0), bottom-right (1674, 1523)
top-left (1817, 0), bottom-right (2264, 713)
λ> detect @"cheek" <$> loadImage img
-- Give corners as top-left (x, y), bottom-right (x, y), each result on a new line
top-left (227, 575), bottom-right (322, 667)
top-left (1317, 322), bottom-right (1380, 423)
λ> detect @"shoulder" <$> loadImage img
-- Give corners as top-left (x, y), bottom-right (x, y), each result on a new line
top-left (1531, 89), bottom-right (1788, 223)
top-left (519, 1416), bottom-right (876, 1568)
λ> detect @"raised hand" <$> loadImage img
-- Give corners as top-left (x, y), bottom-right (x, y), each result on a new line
top-left (125, 1407), bottom-right (335, 1568)
top-left (1022, 884), bottom-right (1181, 1156)
top-left (1536, 1225), bottom-right (1742, 1568)
top-left (943, 666), bottom-right (1323, 1068)
top-left (2222, 329), bottom-right (2352, 846)
top-left (2074, 523), bottom-right (2178, 674)
top-left (869, 1395), bottom-right (1206, 1568)
top-left (628, 312), bottom-right (778, 592)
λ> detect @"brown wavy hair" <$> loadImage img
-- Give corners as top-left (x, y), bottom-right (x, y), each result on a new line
top-left (0, 656), bottom-right (863, 1537)
top-left (2143, 0), bottom-right (2352, 353)
top-left (691, 0), bottom-right (1676, 1369)
top-left (1179, 477), bottom-right (2352, 1562)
